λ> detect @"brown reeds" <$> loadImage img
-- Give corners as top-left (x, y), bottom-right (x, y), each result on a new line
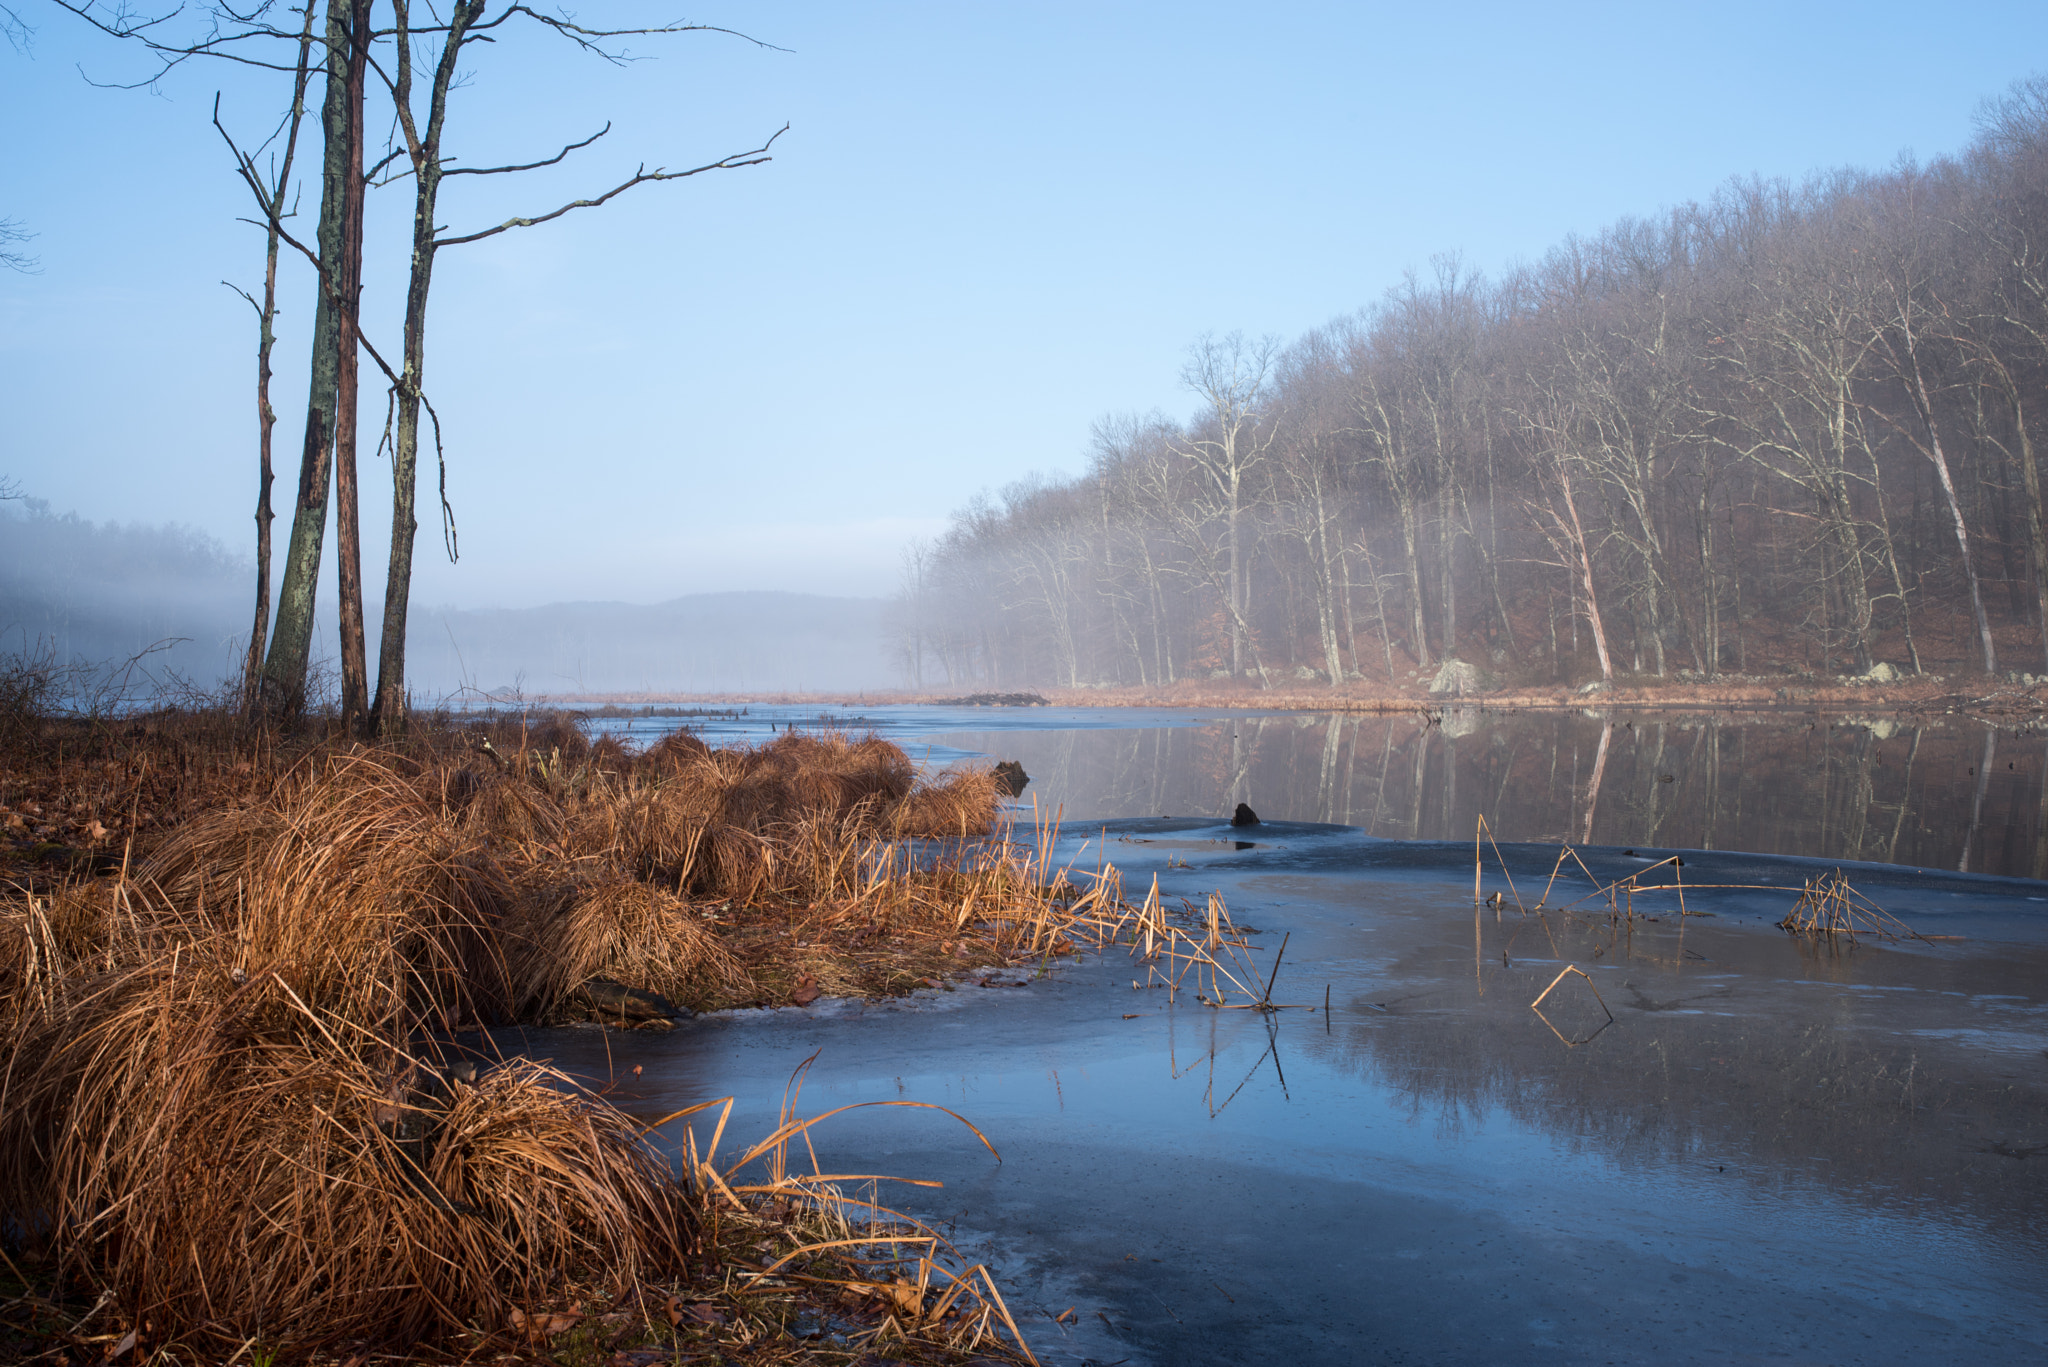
top-left (0, 709), bottom-right (1062, 1359)
top-left (1776, 870), bottom-right (1926, 941)
top-left (1463, 820), bottom-right (1941, 995)
top-left (1529, 964), bottom-right (1615, 1046)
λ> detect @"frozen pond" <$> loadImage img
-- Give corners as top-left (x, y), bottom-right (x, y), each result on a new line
top-left (538, 704), bottom-right (2048, 1364)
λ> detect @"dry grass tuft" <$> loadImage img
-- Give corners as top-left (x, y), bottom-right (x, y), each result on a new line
top-left (0, 700), bottom-right (1073, 1359)
top-left (510, 873), bottom-right (749, 1019)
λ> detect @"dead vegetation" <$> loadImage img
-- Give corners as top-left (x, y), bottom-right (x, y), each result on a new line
top-left (0, 693), bottom-right (1075, 1364)
top-left (1775, 870), bottom-right (1929, 942)
top-left (1459, 817), bottom-right (1946, 1046)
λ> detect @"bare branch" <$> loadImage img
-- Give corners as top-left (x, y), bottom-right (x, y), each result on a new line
top-left (0, 216), bottom-right (39, 274)
top-left (501, 4), bottom-right (791, 62)
top-left (215, 110), bottom-right (407, 392)
top-left (2, 4), bottom-right (34, 51)
top-left (220, 278), bottom-right (263, 315)
top-left (435, 124), bottom-right (785, 247)
top-left (444, 121), bottom-right (609, 175)
top-left (51, 0), bottom-right (316, 87)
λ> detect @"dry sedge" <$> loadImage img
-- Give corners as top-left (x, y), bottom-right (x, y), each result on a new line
top-left (0, 707), bottom-right (1069, 1363)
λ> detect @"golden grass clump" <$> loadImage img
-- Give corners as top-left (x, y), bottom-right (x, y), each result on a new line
top-left (0, 934), bottom-right (687, 1346)
top-left (889, 765), bottom-right (1005, 838)
top-left (509, 873), bottom-right (749, 1019)
top-left (0, 708), bottom-right (1061, 1357)
top-left (138, 748), bottom-right (523, 1026)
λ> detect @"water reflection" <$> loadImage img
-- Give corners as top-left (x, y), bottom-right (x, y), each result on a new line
top-left (940, 709), bottom-right (2048, 879)
top-left (1312, 892), bottom-right (2048, 1255)
top-left (507, 820), bottom-right (2048, 1364)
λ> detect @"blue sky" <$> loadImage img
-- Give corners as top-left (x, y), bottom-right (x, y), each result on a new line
top-left (5, 1), bottom-right (2047, 614)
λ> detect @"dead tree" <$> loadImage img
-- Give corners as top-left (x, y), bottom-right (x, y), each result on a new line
top-left (57, 1), bottom-right (782, 728)
top-left (216, 8), bottom-right (318, 717)
top-left (365, 2), bottom-right (783, 734)
top-left (1174, 332), bottom-right (1280, 683)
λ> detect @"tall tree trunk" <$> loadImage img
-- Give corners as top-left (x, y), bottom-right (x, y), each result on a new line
top-left (1890, 323), bottom-right (1995, 672)
top-left (239, 8), bottom-right (318, 722)
top-left (1988, 366), bottom-right (2048, 673)
top-left (1561, 470), bottom-right (1615, 681)
top-left (332, 0), bottom-right (372, 733)
top-left (1226, 489), bottom-right (1243, 678)
top-left (260, 0), bottom-right (353, 720)
top-left (1396, 493), bottom-right (1429, 668)
top-left (375, 0), bottom-right (483, 735)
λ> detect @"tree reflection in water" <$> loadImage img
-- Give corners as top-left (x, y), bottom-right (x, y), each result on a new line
top-left (941, 709), bottom-right (2048, 878)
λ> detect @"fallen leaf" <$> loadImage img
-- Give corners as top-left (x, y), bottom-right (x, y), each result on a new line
top-left (888, 1277), bottom-right (923, 1320)
top-left (684, 1303), bottom-right (726, 1327)
top-left (790, 973), bottom-right (821, 1006)
top-left (509, 1305), bottom-right (582, 1339)
top-left (84, 819), bottom-right (110, 843)
top-left (105, 1328), bottom-right (139, 1361)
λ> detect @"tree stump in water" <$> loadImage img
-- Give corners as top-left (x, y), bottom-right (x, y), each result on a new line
top-left (993, 760), bottom-right (1030, 796)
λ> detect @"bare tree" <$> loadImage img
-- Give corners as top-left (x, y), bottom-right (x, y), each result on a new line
top-left (365, 2), bottom-right (783, 733)
top-left (1174, 332), bottom-right (1280, 683)
top-left (1860, 167), bottom-right (1998, 673)
top-left (1273, 329), bottom-right (1356, 686)
top-left (216, 3), bottom-right (320, 717)
top-left (58, 0), bottom-right (783, 727)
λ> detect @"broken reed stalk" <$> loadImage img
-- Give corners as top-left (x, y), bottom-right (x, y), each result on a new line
top-left (1528, 964), bottom-right (1616, 1046)
top-left (1064, 875), bottom-right (1306, 1014)
top-left (1469, 820), bottom-right (1927, 942)
top-left (1776, 870), bottom-right (1924, 942)
top-left (669, 1055), bottom-right (1039, 1365)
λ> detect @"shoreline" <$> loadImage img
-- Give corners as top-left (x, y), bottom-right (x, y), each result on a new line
top-left (518, 672), bottom-right (2048, 723)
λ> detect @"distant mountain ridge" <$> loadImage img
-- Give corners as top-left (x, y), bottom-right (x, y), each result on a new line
top-left (410, 591), bottom-right (894, 696)
top-left (0, 502), bottom-right (896, 697)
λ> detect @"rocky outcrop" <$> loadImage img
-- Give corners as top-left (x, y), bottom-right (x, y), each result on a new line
top-left (1428, 658), bottom-right (1497, 695)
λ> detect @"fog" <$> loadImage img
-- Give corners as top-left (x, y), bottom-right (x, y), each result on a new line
top-left (0, 500), bottom-right (893, 700)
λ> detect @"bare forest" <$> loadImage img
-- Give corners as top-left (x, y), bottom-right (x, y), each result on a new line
top-left (894, 79), bottom-right (2048, 694)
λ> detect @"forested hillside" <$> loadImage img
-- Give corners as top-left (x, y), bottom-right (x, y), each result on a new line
top-left (897, 79), bottom-right (2048, 691)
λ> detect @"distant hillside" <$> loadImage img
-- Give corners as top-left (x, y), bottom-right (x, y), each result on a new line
top-left (0, 499), bottom-right (251, 686)
top-left (409, 592), bottom-right (895, 696)
top-left (0, 501), bottom-right (895, 698)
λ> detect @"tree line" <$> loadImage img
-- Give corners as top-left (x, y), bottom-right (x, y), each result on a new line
top-left (894, 78), bottom-right (2048, 692)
